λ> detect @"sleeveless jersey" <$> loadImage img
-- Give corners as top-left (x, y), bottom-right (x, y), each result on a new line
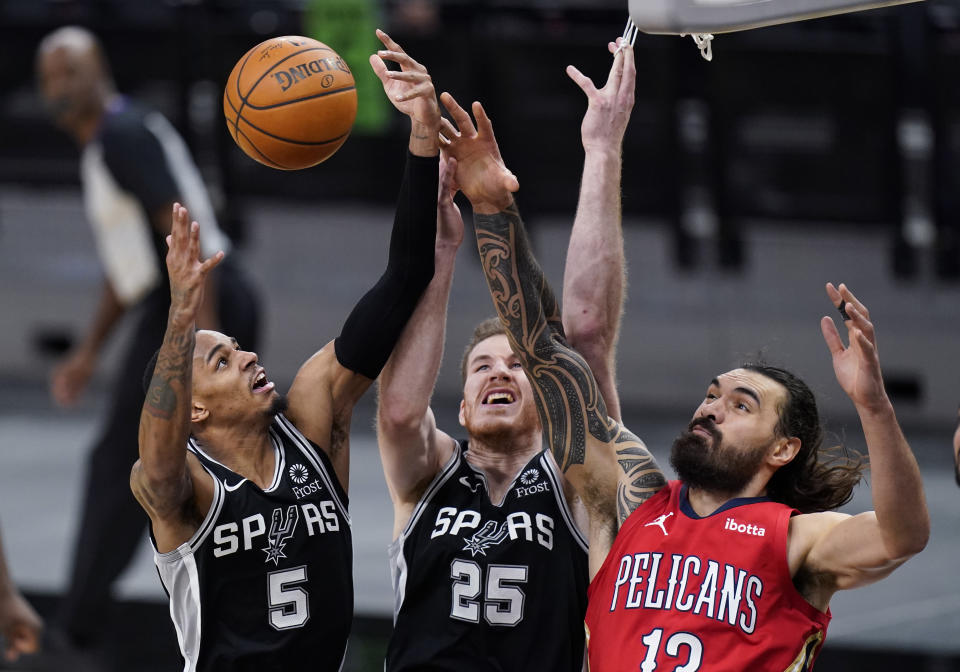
top-left (585, 481), bottom-right (831, 672)
top-left (386, 441), bottom-right (590, 671)
top-left (152, 414), bottom-right (352, 672)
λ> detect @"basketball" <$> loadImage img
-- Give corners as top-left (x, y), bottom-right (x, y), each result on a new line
top-left (223, 36), bottom-right (358, 170)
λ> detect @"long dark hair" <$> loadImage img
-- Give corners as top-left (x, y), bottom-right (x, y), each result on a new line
top-left (743, 363), bottom-right (867, 513)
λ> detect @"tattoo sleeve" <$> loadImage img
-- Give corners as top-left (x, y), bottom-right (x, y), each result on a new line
top-left (475, 205), bottom-right (664, 524)
top-left (137, 322), bottom-right (196, 514)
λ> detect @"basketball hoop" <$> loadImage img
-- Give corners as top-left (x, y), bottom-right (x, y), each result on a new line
top-left (627, 0), bottom-right (924, 61)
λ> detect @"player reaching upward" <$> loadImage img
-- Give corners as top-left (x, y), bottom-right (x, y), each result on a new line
top-left (130, 31), bottom-right (440, 671)
top-left (441, 82), bottom-right (929, 671)
top-left (377, 38), bottom-right (636, 671)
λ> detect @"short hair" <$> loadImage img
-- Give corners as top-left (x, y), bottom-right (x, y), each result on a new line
top-left (460, 317), bottom-right (506, 385)
top-left (36, 26), bottom-right (112, 80)
top-left (743, 363), bottom-right (866, 513)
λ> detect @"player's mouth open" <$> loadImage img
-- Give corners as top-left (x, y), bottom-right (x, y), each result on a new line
top-left (252, 370), bottom-right (274, 394)
top-left (483, 391), bottom-right (515, 405)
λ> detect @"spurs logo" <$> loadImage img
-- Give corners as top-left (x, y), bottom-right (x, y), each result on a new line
top-left (644, 512), bottom-right (674, 536)
top-left (462, 520), bottom-right (510, 557)
top-left (263, 505), bottom-right (299, 565)
top-left (459, 476), bottom-right (482, 493)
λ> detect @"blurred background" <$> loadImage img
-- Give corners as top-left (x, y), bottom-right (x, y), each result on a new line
top-left (1, 0), bottom-right (959, 670)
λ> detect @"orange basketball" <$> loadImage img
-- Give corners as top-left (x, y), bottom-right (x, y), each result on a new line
top-left (223, 36), bottom-right (357, 170)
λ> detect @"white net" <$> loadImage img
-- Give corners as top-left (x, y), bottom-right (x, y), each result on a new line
top-left (682, 32), bottom-right (715, 61)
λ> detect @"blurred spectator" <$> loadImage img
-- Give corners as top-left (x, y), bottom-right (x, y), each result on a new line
top-left (391, 0), bottom-right (440, 35)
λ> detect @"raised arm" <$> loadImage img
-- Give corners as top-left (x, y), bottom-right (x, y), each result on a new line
top-left (562, 40), bottom-right (636, 423)
top-left (377, 154), bottom-right (463, 534)
top-left (441, 92), bottom-right (665, 570)
top-left (131, 203), bottom-right (221, 553)
top-left (797, 283), bottom-right (929, 602)
top-left (284, 31), bottom-right (440, 486)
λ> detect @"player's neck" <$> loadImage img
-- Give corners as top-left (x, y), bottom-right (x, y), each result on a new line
top-left (199, 426), bottom-right (276, 489)
top-left (465, 433), bottom-right (542, 504)
top-left (685, 479), bottom-right (768, 517)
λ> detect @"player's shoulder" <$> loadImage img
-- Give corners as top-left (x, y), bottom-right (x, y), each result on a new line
top-left (787, 510), bottom-right (851, 567)
top-left (789, 510), bottom-right (851, 537)
top-left (288, 340), bottom-right (339, 395)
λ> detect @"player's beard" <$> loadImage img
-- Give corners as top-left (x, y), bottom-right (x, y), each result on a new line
top-left (463, 400), bottom-right (540, 450)
top-left (267, 393), bottom-right (289, 420)
top-left (670, 417), bottom-right (769, 495)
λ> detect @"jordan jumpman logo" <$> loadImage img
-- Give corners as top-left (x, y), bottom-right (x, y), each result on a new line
top-left (644, 512), bottom-right (674, 536)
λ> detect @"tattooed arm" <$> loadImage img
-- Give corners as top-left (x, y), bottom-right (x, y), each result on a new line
top-left (131, 204), bottom-right (220, 553)
top-left (440, 93), bottom-right (666, 571)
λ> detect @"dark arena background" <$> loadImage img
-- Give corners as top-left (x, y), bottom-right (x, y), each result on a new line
top-left (1, 1), bottom-right (959, 670)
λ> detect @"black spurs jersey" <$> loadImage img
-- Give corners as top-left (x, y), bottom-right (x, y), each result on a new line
top-left (386, 441), bottom-right (589, 671)
top-left (153, 414), bottom-right (352, 672)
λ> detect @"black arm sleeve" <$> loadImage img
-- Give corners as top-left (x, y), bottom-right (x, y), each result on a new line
top-left (334, 151), bottom-right (438, 379)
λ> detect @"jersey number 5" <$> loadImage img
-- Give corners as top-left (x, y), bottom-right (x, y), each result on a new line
top-left (450, 559), bottom-right (528, 627)
top-left (268, 565), bottom-right (310, 630)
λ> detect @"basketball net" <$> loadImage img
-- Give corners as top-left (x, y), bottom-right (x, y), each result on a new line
top-left (683, 33), bottom-right (715, 61)
top-left (623, 17), bottom-right (715, 62)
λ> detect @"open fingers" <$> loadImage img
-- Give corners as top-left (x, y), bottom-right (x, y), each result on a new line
top-left (394, 80), bottom-right (435, 103)
top-left (376, 49), bottom-right (424, 73)
top-left (825, 282), bottom-right (842, 305)
top-left (618, 45), bottom-right (637, 101)
top-left (837, 283), bottom-right (870, 319)
top-left (566, 64), bottom-right (596, 97)
top-left (200, 250), bottom-right (225, 275)
top-left (440, 92), bottom-right (477, 138)
top-left (375, 28), bottom-right (406, 54)
top-left (171, 203), bottom-right (192, 249)
top-left (368, 53), bottom-right (389, 84)
top-left (820, 316), bottom-right (845, 356)
top-left (188, 220), bottom-right (202, 259)
top-left (439, 116), bottom-right (460, 142)
top-left (472, 101), bottom-right (496, 140)
top-left (844, 303), bottom-right (877, 349)
top-left (385, 69), bottom-right (428, 83)
top-left (603, 46), bottom-right (625, 90)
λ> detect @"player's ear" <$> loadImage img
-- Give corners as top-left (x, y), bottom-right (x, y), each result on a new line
top-left (458, 399), bottom-right (466, 427)
top-left (192, 399), bottom-right (209, 424)
top-left (770, 436), bottom-right (800, 467)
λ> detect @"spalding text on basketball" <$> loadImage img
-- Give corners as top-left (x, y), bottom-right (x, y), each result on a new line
top-left (273, 57), bottom-right (352, 93)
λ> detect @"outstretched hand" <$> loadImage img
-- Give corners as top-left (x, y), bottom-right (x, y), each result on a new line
top-left (566, 37), bottom-right (636, 152)
top-left (820, 283), bottom-right (888, 411)
top-left (369, 29), bottom-right (440, 155)
top-left (438, 92), bottom-right (518, 214)
top-left (166, 203), bottom-right (223, 327)
top-left (437, 153), bottom-right (464, 250)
